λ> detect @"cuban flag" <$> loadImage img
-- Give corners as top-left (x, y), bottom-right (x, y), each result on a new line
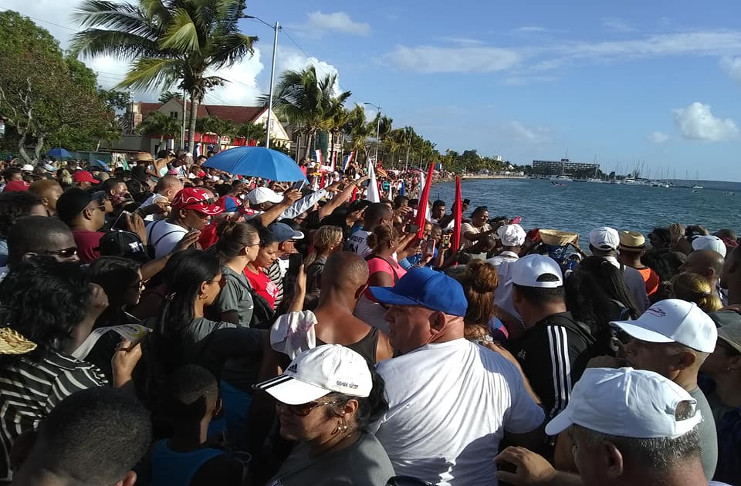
top-left (342, 152), bottom-right (354, 171)
top-left (315, 149), bottom-right (323, 165)
top-left (193, 142), bottom-right (201, 158)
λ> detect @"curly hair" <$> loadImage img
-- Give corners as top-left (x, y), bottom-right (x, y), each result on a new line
top-left (366, 225), bottom-right (397, 253)
top-left (0, 191), bottom-right (43, 238)
top-left (0, 257), bottom-right (91, 360)
top-left (453, 259), bottom-right (500, 328)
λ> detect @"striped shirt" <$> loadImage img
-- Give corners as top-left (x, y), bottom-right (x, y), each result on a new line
top-left (0, 350), bottom-right (107, 484)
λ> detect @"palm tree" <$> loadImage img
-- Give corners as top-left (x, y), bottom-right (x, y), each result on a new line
top-left (71, 0), bottom-right (257, 150)
top-left (343, 104), bottom-right (372, 162)
top-left (236, 122), bottom-right (265, 145)
top-left (266, 66), bottom-right (351, 161)
top-left (137, 111), bottom-right (181, 147)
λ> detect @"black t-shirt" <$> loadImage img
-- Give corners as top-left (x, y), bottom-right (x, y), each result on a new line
top-left (506, 311), bottom-right (597, 421)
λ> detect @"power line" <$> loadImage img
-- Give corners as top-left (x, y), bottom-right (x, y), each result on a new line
top-left (0, 7), bottom-right (79, 32)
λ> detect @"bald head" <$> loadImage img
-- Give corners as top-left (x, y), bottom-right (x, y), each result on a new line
top-left (155, 175), bottom-right (184, 201)
top-left (683, 249), bottom-right (725, 282)
top-left (322, 251), bottom-right (369, 291)
top-left (28, 180), bottom-right (63, 215)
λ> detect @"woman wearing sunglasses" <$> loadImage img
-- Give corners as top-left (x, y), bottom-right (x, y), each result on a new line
top-left (256, 345), bottom-right (394, 485)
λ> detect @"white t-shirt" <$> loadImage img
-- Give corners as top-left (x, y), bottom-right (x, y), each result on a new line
top-left (487, 251), bottom-right (519, 267)
top-left (493, 259), bottom-right (521, 323)
top-left (461, 222), bottom-right (491, 250)
top-left (371, 339), bottom-right (544, 486)
top-left (146, 219), bottom-right (188, 259)
top-left (346, 229), bottom-right (372, 257)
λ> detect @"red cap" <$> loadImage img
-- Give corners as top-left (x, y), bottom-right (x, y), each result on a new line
top-left (172, 188), bottom-right (223, 216)
top-left (3, 181), bottom-right (30, 192)
top-left (73, 171), bottom-right (100, 185)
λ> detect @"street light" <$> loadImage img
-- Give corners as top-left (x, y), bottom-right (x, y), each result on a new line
top-left (363, 102), bottom-right (381, 161)
top-left (246, 16), bottom-right (280, 148)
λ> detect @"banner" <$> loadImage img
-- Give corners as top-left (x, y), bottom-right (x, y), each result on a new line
top-left (414, 162), bottom-right (435, 239)
top-left (452, 176), bottom-right (462, 252)
top-left (366, 159), bottom-right (381, 203)
top-left (343, 152), bottom-right (354, 171)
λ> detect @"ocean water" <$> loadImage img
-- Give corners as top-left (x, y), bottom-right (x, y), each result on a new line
top-left (432, 178), bottom-right (741, 240)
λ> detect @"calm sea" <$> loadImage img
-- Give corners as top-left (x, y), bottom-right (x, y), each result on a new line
top-left (432, 178), bottom-right (741, 240)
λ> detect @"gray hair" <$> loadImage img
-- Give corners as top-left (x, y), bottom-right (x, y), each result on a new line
top-left (574, 421), bottom-right (701, 472)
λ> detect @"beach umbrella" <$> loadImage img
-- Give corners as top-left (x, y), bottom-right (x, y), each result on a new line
top-left (203, 146), bottom-right (306, 182)
top-left (47, 148), bottom-right (71, 158)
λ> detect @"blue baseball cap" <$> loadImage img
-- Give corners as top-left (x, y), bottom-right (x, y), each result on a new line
top-left (369, 267), bottom-right (468, 317)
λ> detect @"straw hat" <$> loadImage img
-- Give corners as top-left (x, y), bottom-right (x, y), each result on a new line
top-left (619, 230), bottom-right (646, 251)
top-left (0, 328), bottom-right (37, 355)
top-left (133, 152), bottom-right (154, 163)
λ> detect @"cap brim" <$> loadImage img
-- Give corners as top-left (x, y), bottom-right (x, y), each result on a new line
top-left (183, 205), bottom-right (223, 216)
top-left (368, 286), bottom-right (421, 307)
top-left (255, 375), bottom-right (331, 405)
top-left (292, 231), bottom-right (305, 240)
top-left (545, 408), bottom-right (575, 436)
top-left (610, 321), bottom-right (675, 344)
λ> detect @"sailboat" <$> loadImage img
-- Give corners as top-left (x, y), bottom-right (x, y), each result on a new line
top-left (691, 170), bottom-right (703, 189)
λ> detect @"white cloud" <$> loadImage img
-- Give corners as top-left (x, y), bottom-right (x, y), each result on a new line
top-left (384, 31), bottom-right (741, 74)
top-left (512, 26), bottom-right (548, 33)
top-left (276, 46), bottom-right (344, 96)
top-left (443, 37), bottom-right (485, 46)
top-left (500, 121), bottom-right (551, 144)
top-left (384, 45), bottom-right (521, 73)
top-left (720, 56), bottom-right (741, 83)
top-left (647, 131), bottom-right (670, 143)
top-left (303, 11), bottom-right (370, 37)
top-left (602, 17), bottom-right (636, 33)
top-left (673, 102), bottom-right (739, 141)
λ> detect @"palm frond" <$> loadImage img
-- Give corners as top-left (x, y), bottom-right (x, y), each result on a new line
top-left (159, 7), bottom-right (199, 52)
top-left (118, 57), bottom-right (182, 91)
top-left (71, 29), bottom-right (161, 59)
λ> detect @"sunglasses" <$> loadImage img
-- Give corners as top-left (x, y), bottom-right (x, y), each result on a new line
top-left (42, 247), bottom-right (78, 258)
top-left (277, 400), bottom-right (338, 417)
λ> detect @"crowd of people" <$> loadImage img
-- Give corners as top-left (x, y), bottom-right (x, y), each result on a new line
top-left (0, 149), bottom-right (739, 486)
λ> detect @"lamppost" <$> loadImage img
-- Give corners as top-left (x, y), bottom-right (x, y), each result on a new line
top-left (363, 102), bottom-right (381, 161)
top-left (246, 16), bottom-right (280, 148)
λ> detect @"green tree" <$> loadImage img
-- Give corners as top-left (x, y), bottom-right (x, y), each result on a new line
top-left (137, 111), bottom-right (181, 146)
top-left (159, 90), bottom-right (182, 104)
top-left (72, 0), bottom-right (258, 150)
top-left (267, 66), bottom-right (351, 161)
top-left (0, 11), bottom-right (109, 161)
top-left (236, 122), bottom-right (265, 144)
top-left (342, 104), bottom-right (372, 162)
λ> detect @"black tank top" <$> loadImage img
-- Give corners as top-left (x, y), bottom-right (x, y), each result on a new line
top-left (316, 327), bottom-right (380, 364)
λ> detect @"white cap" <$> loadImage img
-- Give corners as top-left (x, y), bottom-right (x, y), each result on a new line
top-left (611, 299), bottom-right (718, 353)
top-left (21, 164), bottom-right (34, 172)
top-left (589, 226), bottom-right (620, 251)
top-left (692, 235), bottom-right (727, 258)
top-left (247, 187), bottom-right (284, 205)
top-left (254, 344), bottom-right (372, 405)
top-left (546, 367), bottom-right (701, 439)
top-left (507, 254), bottom-right (563, 288)
top-left (497, 224), bottom-right (526, 247)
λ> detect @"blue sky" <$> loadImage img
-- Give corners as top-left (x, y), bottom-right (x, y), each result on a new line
top-left (8, 0), bottom-right (741, 180)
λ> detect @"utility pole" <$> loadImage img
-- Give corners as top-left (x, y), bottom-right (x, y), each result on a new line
top-left (265, 21), bottom-right (280, 148)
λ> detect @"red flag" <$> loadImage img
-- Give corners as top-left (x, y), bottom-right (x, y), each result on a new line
top-left (451, 176), bottom-right (462, 252)
top-left (414, 162), bottom-right (435, 240)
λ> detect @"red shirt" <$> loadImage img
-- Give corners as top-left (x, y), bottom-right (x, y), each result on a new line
top-left (72, 230), bottom-right (105, 264)
top-left (245, 267), bottom-right (279, 309)
top-left (198, 222), bottom-right (219, 250)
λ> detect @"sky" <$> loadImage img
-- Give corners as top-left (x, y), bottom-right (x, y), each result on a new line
top-left (6, 0), bottom-right (741, 180)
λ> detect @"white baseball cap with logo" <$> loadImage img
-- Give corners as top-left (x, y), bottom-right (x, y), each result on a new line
top-left (546, 367), bottom-right (701, 439)
top-left (589, 226), bottom-right (620, 251)
top-left (496, 224), bottom-right (526, 247)
top-left (247, 187), bottom-right (284, 205)
top-left (611, 299), bottom-right (718, 353)
top-left (255, 344), bottom-right (372, 405)
top-left (507, 254), bottom-right (563, 288)
top-left (692, 235), bottom-right (727, 258)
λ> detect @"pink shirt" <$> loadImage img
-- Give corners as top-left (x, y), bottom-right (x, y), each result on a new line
top-left (364, 256), bottom-right (407, 299)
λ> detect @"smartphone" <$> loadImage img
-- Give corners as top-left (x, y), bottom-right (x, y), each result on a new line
top-left (111, 210), bottom-right (131, 230)
top-left (425, 239), bottom-right (435, 256)
top-left (442, 234), bottom-right (452, 249)
top-left (288, 253), bottom-right (303, 278)
top-left (463, 198), bottom-right (470, 206)
top-left (405, 224), bottom-right (420, 234)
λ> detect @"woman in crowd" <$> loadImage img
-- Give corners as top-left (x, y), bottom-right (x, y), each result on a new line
top-left (452, 260), bottom-right (508, 343)
top-left (256, 345), bottom-right (394, 485)
top-left (699, 321), bottom-right (741, 485)
top-left (0, 258), bottom-right (140, 484)
top-left (212, 221), bottom-right (261, 327)
top-left (664, 271), bottom-right (723, 312)
top-left (305, 225), bottom-right (343, 297)
top-left (244, 227), bottom-right (281, 311)
top-left (353, 225), bottom-right (407, 333)
top-left (565, 256), bottom-right (639, 355)
top-left (460, 206), bottom-right (493, 250)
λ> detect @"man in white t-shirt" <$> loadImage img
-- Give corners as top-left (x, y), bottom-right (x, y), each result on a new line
top-left (345, 202), bottom-right (392, 257)
top-left (368, 267), bottom-right (545, 486)
top-left (146, 187), bottom-right (222, 258)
